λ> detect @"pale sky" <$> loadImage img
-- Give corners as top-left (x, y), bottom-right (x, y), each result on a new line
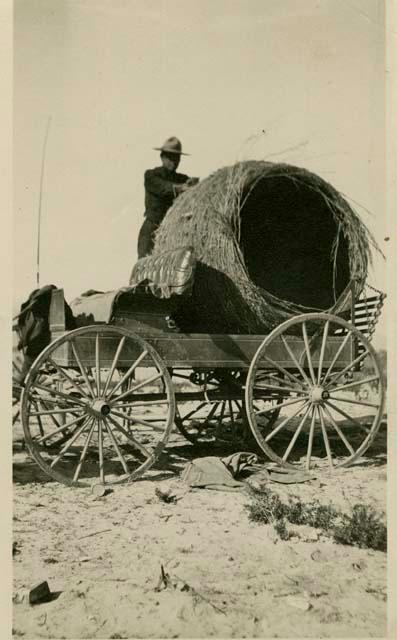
top-left (14, 0), bottom-right (388, 341)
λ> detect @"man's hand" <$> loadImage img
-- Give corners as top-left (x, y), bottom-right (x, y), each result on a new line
top-left (174, 183), bottom-right (189, 196)
top-left (174, 178), bottom-right (199, 197)
top-left (186, 177), bottom-right (199, 187)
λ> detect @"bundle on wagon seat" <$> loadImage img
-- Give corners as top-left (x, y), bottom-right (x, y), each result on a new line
top-left (153, 160), bottom-right (378, 333)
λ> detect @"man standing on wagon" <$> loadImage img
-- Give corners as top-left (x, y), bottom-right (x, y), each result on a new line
top-left (137, 136), bottom-right (198, 258)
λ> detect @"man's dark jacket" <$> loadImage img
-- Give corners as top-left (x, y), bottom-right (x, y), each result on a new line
top-left (144, 166), bottom-right (188, 225)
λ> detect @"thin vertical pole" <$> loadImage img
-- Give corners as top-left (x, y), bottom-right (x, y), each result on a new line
top-left (36, 116), bottom-right (52, 287)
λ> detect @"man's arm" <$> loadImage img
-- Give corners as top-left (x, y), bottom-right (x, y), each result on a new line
top-left (144, 170), bottom-right (176, 198)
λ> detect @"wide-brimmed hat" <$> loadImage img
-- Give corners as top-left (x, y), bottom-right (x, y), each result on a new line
top-left (154, 136), bottom-right (189, 155)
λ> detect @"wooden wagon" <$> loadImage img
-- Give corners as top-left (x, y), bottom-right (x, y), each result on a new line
top-left (18, 247), bottom-right (386, 488)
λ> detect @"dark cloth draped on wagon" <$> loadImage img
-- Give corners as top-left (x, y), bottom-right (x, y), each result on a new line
top-left (151, 160), bottom-right (377, 334)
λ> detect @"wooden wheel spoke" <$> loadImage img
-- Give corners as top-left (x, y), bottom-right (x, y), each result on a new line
top-left (228, 401), bottom-right (235, 427)
top-left (328, 395), bottom-right (380, 409)
top-left (98, 419), bottom-right (105, 483)
top-left (281, 334), bottom-right (311, 386)
top-left (37, 399), bottom-right (62, 430)
top-left (256, 395), bottom-right (308, 417)
top-left (329, 375), bottom-right (379, 394)
top-left (32, 382), bottom-right (88, 408)
top-left (261, 356), bottom-right (304, 386)
top-left (103, 418), bottom-right (130, 474)
top-left (111, 410), bottom-right (167, 432)
top-left (324, 349), bottom-right (370, 389)
top-left (232, 400), bottom-right (243, 420)
top-left (205, 401), bottom-right (221, 422)
top-left (46, 357), bottom-right (92, 401)
top-left (253, 381), bottom-right (305, 395)
top-left (318, 406), bottom-right (333, 468)
top-left (302, 322), bottom-right (316, 384)
top-left (282, 404), bottom-right (311, 462)
top-left (179, 402), bottom-right (207, 422)
top-left (217, 401), bottom-right (226, 427)
top-left (102, 336), bottom-right (126, 397)
top-left (111, 371), bottom-right (163, 403)
top-left (50, 418), bottom-right (92, 468)
top-left (264, 401), bottom-right (309, 443)
top-left (28, 393), bottom-right (82, 410)
top-left (36, 411), bottom-right (88, 444)
top-left (317, 320), bottom-right (329, 384)
top-left (108, 350), bottom-right (149, 399)
top-left (116, 400), bottom-right (170, 408)
top-left (30, 407), bottom-right (84, 417)
top-left (72, 420), bottom-right (96, 483)
top-left (32, 400), bottom-right (45, 437)
top-left (322, 404), bottom-right (355, 455)
top-left (106, 415), bottom-right (152, 459)
top-left (306, 406), bottom-right (317, 470)
top-left (325, 401), bottom-right (371, 434)
top-left (253, 401), bottom-right (271, 420)
top-left (95, 334), bottom-right (101, 397)
top-left (321, 330), bottom-right (352, 385)
top-left (70, 340), bottom-right (95, 398)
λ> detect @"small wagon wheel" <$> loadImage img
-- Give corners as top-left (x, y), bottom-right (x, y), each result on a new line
top-left (245, 313), bottom-right (385, 471)
top-left (21, 325), bottom-right (175, 487)
top-left (174, 370), bottom-right (247, 446)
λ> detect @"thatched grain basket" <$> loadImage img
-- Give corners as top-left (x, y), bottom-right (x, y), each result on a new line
top-left (153, 161), bottom-right (375, 334)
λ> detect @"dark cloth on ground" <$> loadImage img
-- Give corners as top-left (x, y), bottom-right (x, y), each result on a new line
top-left (180, 453), bottom-right (314, 491)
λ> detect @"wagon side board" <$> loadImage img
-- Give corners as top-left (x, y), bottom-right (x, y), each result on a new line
top-left (50, 331), bottom-right (354, 370)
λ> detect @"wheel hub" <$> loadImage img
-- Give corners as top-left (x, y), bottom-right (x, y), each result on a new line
top-left (310, 386), bottom-right (329, 404)
top-left (89, 399), bottom-right (111, 417)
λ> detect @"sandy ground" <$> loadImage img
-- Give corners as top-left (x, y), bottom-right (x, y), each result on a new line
top-left (12, 416), bottom-right (387, 640)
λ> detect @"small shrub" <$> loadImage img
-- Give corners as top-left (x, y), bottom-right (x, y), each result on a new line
top-left (273, 518), bottom-right (290, 540)
top-left (246, 489), bottom-right (386, 552)
top-left (287, 500), bottom-right (338, 531)
top-left (333, 504), bottom-right (387, 552)
top-left (246, 488), bottom-right (288, 524)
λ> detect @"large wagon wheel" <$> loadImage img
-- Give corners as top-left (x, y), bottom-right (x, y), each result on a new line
top-left (245, 313), bottom-right (385, 471)
top-left (173, 369), bottom-right (281, 447)
top-left (21, 325), bottom-right (175, 487)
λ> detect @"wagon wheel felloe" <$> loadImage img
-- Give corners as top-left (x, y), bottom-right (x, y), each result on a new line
top-left (21, 325), bottom-right (175, 487)
top-left (245, 313), bottom-right (385, 471)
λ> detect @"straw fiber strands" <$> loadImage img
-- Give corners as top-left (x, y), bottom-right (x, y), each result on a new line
top-left (153, 161), bottom-right (375, 334)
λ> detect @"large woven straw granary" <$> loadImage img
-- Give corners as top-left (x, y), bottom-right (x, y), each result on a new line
top-left (153, 161), bottom-right (376, 334)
